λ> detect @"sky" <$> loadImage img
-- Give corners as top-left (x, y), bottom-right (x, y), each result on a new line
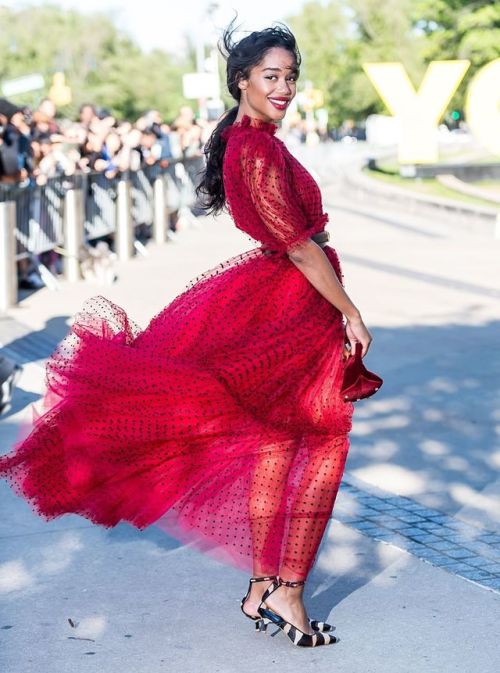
top-left (5, 0), bottom-right (310, 54)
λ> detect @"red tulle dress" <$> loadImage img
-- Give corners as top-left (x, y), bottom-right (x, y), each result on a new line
top-left (0, 114), bottom-right (354, 581)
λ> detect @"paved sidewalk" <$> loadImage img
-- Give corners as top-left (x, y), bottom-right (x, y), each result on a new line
top-left (1, 147), bottom-right (500, 671)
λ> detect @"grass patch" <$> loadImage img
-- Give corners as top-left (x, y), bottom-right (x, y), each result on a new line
top-left (376, 151), bottom-right (499, 173)
top-left (362, 167), bottom-right (497, 208)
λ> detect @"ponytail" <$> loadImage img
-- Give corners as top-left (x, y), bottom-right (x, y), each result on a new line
top-left (195, 105), bottom-right (238, 216)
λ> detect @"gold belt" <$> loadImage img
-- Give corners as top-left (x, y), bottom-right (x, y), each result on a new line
top-left (262, 230), bottom-right (330, 255)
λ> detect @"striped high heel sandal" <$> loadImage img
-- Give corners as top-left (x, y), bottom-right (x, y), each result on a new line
top-left (257, 578), bottom-right (340, 647)
top-left (241, 576), bottom-right (335, 634)
top-left (240, 575), bottom-right (277, 632)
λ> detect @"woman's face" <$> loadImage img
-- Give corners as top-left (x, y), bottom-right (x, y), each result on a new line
top-left (238, 46), bottom-right (298, 123)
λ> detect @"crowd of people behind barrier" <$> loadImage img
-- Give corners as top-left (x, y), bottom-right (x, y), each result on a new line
top-left (0, 96), bottom-right (353, 189)
top-left (0, 97), bottom-right (209, 186)
top-left (0, 97), bottom-right (213, 288)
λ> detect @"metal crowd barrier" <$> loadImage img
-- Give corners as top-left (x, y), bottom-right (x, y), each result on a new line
top-left (0, 157), bottom-right (203, 311)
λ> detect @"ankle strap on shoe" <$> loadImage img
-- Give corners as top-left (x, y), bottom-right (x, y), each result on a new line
top-left (250, 575), bottom-right (278, 583)
top-left (278, 578), bottom-right (305, 587)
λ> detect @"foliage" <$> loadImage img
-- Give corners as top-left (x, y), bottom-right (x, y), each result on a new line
top-left (0, 5), bottom-right (191, 121)
top-left (287, 1), bottom-right (422, 126)
top-left (411, 0), bottom-right (500, 115)
top-left (412, 0), bottom-right (500, 65)
top-left (286, 1), bottom-right (353, 126)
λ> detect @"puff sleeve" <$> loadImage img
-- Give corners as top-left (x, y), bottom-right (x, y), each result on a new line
top-left (239, 133), bottom-right (320, 254)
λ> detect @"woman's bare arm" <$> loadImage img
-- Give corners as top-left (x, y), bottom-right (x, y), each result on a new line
top-left (287, 239), bottom-right (372, 356)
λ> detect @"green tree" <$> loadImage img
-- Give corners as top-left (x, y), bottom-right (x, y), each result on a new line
top-left (413, 0), bottom-right (500, 64)
top-left (286, 1), bottom-right (360, 127)
top-left (347, 0), bottom-right (426, 118)
top-left (286, 1), bottom-right (423, 125)
top-left (0, 5), bottom-right (191, 121)
top-left (411, 0), bottom-right (500, 116)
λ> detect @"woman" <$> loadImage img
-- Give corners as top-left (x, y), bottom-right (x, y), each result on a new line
top-left (0, 21), bottom-right (372, 649)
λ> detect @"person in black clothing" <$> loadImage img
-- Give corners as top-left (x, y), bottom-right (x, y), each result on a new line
top-left (0, 352), bottom-right (22, 414)
top-left (0, 98), bottom-right (32, 183)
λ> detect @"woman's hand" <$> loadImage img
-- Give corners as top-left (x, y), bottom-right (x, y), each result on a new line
top-left (344, 314), bottom-right (372, 358)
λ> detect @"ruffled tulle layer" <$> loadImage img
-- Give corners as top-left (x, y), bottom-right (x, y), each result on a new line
top-left (0, 246), bottom-right (353, 578)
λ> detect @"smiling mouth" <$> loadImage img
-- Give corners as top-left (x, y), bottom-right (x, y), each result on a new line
top-left (268, 98), bottom-right (290, 109)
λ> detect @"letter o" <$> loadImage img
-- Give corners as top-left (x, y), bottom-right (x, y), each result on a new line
top-left (465, 58), bottom-right (500, 157)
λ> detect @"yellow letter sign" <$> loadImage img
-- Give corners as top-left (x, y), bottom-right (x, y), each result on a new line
top-left (363, 61), bottom-right (470, 163)
top-left (465, 58), bottom-right (500, 158)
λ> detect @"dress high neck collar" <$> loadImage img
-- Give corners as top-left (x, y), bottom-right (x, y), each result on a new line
top-left (223, 113), bottom-right (278, 139)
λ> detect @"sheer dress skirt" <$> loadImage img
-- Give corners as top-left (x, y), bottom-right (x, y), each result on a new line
top-left (0, 242), bottom-right (354, 581)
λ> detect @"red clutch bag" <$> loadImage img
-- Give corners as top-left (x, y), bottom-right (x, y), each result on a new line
top-left (340, 342), bottom-right (383, 402)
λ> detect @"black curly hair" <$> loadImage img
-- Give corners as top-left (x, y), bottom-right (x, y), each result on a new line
top-left (195, 14), bottom-right (301, 216)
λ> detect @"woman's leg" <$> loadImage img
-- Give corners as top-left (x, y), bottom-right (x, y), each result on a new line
top-left (280, 434), bottom-right (350, 580)
top-left (244, 443), bottom-right (296, 615)
top-left (265, 434), bottom-right (350, 633)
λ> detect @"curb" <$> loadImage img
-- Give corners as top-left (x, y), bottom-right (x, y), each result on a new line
top-left (342, 167), bottom-right (499, 237)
